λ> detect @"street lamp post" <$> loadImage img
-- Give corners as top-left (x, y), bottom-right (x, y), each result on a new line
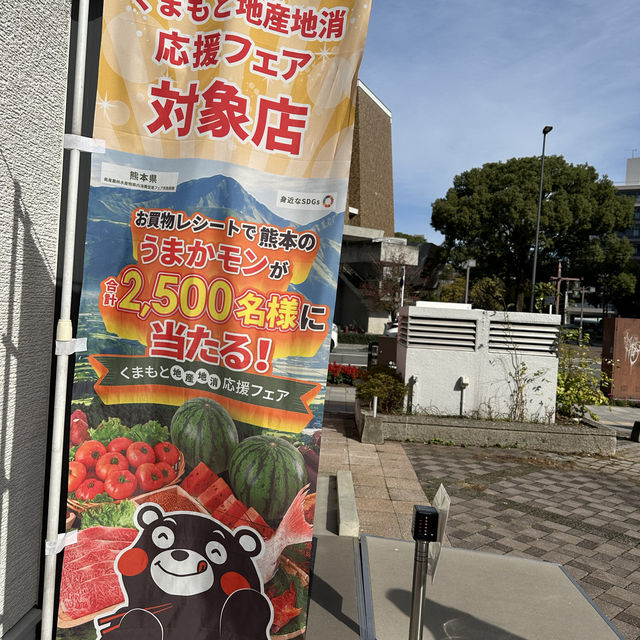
top-left (529, 125), bottom-right (553, 312)
top-left (463, 259), bottom-right (476, 304)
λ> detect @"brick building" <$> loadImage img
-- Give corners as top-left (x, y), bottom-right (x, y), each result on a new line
top-left (335, 81), bottom-right (418, 334)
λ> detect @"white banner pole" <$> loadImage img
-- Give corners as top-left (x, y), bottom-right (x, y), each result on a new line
top-left (41, 1), bottom-right (90, 638)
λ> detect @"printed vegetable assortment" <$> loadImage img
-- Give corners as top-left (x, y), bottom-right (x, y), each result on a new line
top-left (60, 400), bottom-right (320, 639)
top-left (67, 413), bottom-right (180, 503)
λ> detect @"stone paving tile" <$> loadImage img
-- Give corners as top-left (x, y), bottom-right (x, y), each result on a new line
top-left (355, 496), bottom-right (395, 512)
top-left (387, 486), bottom-right (427, 502)
top-left (320, 410), bottom-right (640, 636)
top-left (396, 515), bottom-right (414, 541)
top-left (385, 476), bottom-right (423, 490)
top-left (348, 441), bottom-right (377, 451)
top-left (354, 484), bottom-right (390, 499)
top-left (357, 510), bottom-right (402, 539)
top-left (379, 465), bottom-right (421, 479)
top-left (376, 441), bottom-right (405, 451)
top-left (350, 472), bottom-right (387, 487)
top-left (348, 463), bottom-right (382, 476)
top-left (403, 440), bottom-right (640, 638)
top-left (392, 500), bottom-right (419, 515)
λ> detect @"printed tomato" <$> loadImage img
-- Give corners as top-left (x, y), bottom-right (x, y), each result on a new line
top-left (75, 478), bottom-right (105, 501)
top-left (68, 461), bottom-right (87, 493)
top-left (75, 440), bottom-right (107, 469)
top-left (95, 452), bottom-right (129, 480)
top-left (104, 469), bottom-right (137, 500)
top-left (155, 461), bottom-right (177, 486)
top-left (107, 437), bottom-right (133, 457)
top-left (135, 463), bottom-right (164, 492)
top-left (126, 442), bottom-right (156, 468)
top-left (153, 441), bottom-right (180, 466)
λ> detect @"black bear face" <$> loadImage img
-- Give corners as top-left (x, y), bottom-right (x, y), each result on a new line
top-left (98, 504), bottom-right (273, 640)
top-left (116, 503), bottom-right (264, 601)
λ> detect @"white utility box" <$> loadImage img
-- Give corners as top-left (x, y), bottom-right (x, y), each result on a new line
top-left (396, 306), bottom-right (561, 422)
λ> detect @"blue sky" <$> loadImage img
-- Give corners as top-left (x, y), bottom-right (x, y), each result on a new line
top-left (357, 0), bottom-right (640, 243)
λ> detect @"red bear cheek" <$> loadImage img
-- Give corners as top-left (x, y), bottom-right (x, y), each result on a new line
top-left (118, 548), bottom-right (149, 576)
top-left (220, 571), bottom-right (250, 596)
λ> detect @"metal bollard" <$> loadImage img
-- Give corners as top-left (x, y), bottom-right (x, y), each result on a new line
top-left (408, 506), bottom-right (439, 640)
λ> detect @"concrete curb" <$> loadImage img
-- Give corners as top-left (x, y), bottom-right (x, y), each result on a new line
top-left (357, 407), bottom-right (618, 455)
top-left (336, 470), bottom-right (360, 537)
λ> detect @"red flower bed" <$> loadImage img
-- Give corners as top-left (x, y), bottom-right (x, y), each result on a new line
top-left (327, 362), bottom-right (363, 386)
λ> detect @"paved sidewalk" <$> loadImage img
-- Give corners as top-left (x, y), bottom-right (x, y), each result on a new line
top-left (320, 386), bottom-right (428, 540)
top-left (319, 386), bottom-right (640, 639)
top-left (404, 442), bottom-right (640, 640)
top-left (588, 403), bottom-right (640, 438)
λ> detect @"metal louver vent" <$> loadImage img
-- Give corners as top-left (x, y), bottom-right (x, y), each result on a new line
top-left (488, 321), bottom-right (558, 355)
top-left (399, 316), bottom-right (476, 351)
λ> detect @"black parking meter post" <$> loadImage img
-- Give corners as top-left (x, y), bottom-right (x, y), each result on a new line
top-left (408, 506), bottom-right (439, 640)
top-left (367, 341), bottom-right (379, 367)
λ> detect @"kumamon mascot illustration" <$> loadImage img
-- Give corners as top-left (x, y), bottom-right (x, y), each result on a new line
top-left (95, 503), bottom-right (273, 640)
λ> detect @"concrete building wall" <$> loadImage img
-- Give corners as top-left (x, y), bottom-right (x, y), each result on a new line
top-left (614, 157), bottom-right (640, 260)
top-left (615, 182), bottom-right (640, 259)
top-left (397, 307), bottom-right (560, 422)
top-left (0, 2), bottom-right (70, 636)
top-left (345, 82), bottom-right (394, 237)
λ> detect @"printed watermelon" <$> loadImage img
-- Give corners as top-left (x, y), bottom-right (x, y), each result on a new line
top-left (170, 397), bottom-right (238, 473)
top-left (228, 435), bottom-right (307, 522)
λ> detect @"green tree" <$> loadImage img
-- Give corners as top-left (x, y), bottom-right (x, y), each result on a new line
top-left (533, 281), bottom-right (555, 313)
top-left (439, 276), bottom-right (466, 303)
top-left (431, 156), bottom-right (635, 311)
top-left (470, 276), bottom-right (506, 310)
top-left (612, 259), bottom-right (640, 317)
top-left (394, 231), bottom-right (425, 244)
top-left (357, 247), bottom-right (407, 321)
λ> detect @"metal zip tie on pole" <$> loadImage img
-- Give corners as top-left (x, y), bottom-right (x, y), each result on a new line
top-left (63, 134), bottom-right (106, 155)
top-left (41, 1), bottom-right (90, 639)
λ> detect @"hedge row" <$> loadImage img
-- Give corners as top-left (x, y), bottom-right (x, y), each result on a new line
top-left (337, 331), bottom-right (381, 344)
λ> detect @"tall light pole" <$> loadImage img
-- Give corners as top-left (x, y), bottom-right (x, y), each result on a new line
top-left (463, 258), bottom-right (476, 304)
top-left (529, 125), bottom-right (553, 312)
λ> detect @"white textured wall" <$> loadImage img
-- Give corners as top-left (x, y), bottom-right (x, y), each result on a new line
top-left (0, 1), bottom-right (70, 634)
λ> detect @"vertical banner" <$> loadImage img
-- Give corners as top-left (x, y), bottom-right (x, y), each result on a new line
top-left (57, 2), bottom-right (370, 640)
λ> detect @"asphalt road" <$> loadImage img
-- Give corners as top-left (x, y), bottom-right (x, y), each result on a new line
top-left (328, 343), bottom-right (369, 368)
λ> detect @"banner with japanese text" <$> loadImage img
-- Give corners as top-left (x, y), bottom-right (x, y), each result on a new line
top-left (57, 2), bottom-right (370, 640)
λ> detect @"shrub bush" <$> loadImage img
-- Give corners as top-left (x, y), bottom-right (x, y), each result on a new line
top-left (338, 331), bottom-right (382, 344)
top-left (556, 328), bottom-right (610, 419)
top-left (361, 363), bottom-right (403, 382)
top-left (356, 372), bottom-right (408, 414)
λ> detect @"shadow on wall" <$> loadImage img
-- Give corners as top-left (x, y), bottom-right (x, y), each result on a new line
top-left (1, 149), bottom-right (58, 635)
